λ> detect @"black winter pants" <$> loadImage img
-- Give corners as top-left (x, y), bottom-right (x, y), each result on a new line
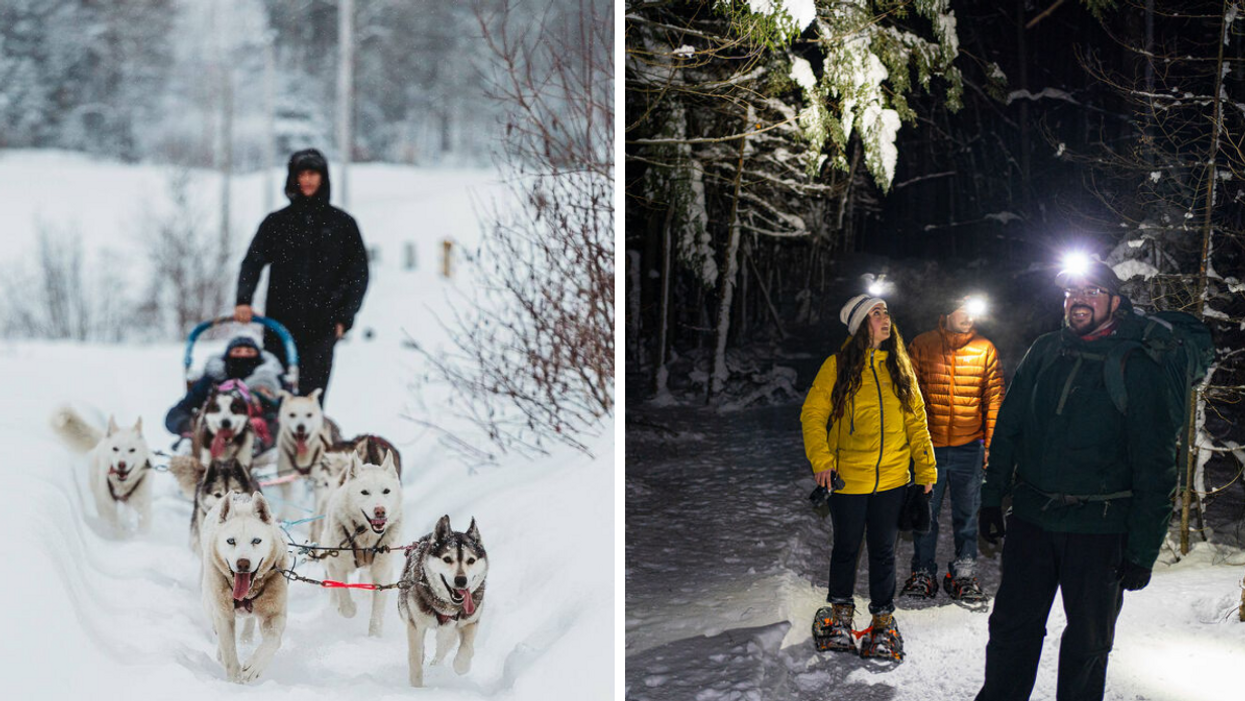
top-left (827, 485), bottom-right (906, 615)
top-left (976, 515), bottom-right (1125, 701)
top-left (264, 329), bottom-right (337, 407)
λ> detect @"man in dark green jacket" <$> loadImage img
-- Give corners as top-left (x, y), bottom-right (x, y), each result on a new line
top-left (975, 261), bottom-right (1178, 701)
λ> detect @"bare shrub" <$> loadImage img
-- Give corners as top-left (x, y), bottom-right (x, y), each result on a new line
top-left (138, 169), bottom-right (233, 336)
top-left (413, 0), bottom-right (614, 457)
top-left (0, 222), bottom-right (129, 342)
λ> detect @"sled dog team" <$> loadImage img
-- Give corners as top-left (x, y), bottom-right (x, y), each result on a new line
top-left (51, 396), bottom-right (488, 687)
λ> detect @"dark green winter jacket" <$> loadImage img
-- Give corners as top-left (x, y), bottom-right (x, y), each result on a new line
top-left (982, 299), bottom-right (1179, 569)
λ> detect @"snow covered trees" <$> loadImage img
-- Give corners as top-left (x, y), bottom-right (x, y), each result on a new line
top-left (626, 0), bottom-right (963, 401)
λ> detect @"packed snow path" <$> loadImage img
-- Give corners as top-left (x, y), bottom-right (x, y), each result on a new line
top-left (625, 402), bottom-right (1244, 701)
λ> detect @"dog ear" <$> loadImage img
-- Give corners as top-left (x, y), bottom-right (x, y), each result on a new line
top-left (347, 454), bottom-right (362, 480)
top-left (133, 416), bottom-right (143, 435)
top-left (218, 493), bottom-right (233, 522)
top-left (278, 390), bottom-right (292, 404)
top-left (381, 450), bottom-right (397, 476)
top-left (252, 492), bottom-right (272, 524)
top-left (434, 514), bottom-right (453, 542)
top-left (107, 415), bottom-right (118, 436)
top-left (309, 388), bottom-right (323, 402)
top-left (466, 517), bottom-right (481, 544)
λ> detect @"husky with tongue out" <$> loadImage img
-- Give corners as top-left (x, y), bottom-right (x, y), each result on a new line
top-left (397, 515), bottom-right (488, 688)
top-left (192, 385), bottom-right (256, 470)
top-left (50, 410), bottom-right (154, 534)
top-left (320, 451), bottom-right (404, 637)
top-left (201, 491), bottom-right (289, 684)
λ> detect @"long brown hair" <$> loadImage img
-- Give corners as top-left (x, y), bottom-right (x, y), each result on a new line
top-left (829, 321), bottom-right (919, 426)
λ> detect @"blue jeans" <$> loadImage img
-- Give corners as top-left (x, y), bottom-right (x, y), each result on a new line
top-left (911, 441), bottom-right (984, 577)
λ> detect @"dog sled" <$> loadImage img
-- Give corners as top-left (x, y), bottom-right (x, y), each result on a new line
top-left (176, 315), bottom-right (301, 467)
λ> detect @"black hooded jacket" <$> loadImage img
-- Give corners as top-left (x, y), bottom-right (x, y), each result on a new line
top-left (236, 149), bottom-right (369, 339)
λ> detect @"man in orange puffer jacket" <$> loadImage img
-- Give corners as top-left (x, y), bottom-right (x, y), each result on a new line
top-left (901, 295), bottom-right (1004, 602)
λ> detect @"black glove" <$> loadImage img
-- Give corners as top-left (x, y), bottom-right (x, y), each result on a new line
top-left (979, 506), bottom-right (1006, 544)
top-left (1116, 559), bottom-right (1152, 591)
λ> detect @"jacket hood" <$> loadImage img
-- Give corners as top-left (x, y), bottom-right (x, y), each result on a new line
top-left (284, 148), bottom-right (331, 203)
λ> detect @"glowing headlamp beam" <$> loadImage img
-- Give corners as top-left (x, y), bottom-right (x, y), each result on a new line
top-left (1062, 251), bottom-right (1091, 277)
top-left (965, 297), bottom-right (988, 317)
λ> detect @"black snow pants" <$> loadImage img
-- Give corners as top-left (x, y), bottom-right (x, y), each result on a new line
top-left (827, 485), bottom-right (906, 615)
top-left (976, 514), bottom-right (1126, 701)
top-left (265, 329), bottom-right (337, 407)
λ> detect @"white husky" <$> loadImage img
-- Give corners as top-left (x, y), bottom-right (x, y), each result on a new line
top-left (50, 408), bottom-right (154, 533)
top-left (276, 389), bottom-right (334, 476)
top-left (397, 515), bottom-right (488, 687)
top-left (320, 452), bottom-right (403, 637)
top-left (200, 491), bottom-right (289, 684)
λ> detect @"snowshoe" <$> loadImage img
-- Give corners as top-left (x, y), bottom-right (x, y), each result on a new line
top-left (858, 613), bottom-right (904, 662)
top-left (901, 571), bottom-right (938, 599)
top-left (812, 603), bottom-right (857, 654)
top-left (943, 573), bottom-right (988, 602)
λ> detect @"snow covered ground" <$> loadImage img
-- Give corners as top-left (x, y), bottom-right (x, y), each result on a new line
top-left (0, 151), bottom-right (614, 699)
top-left (626, 403), bottom-right (1244, 701)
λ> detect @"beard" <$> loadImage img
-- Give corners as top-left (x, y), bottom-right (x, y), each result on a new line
top-left (1066, 304), bottom-right (1100, 334)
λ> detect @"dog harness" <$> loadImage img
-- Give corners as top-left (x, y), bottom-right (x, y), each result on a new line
top-left (106, 462), bottom-right (151, 503)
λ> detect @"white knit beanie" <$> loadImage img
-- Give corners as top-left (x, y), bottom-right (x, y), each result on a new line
top-left (840, 294), bottom-right (886, 336)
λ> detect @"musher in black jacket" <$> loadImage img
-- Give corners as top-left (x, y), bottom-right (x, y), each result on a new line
top-left (234, 148), bottom-right (369, 406)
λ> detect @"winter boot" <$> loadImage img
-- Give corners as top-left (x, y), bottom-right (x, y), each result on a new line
top-left (943, 573), bottom-right (988, 602)
top-left (858, 612), bottom-right (904, 662)
top-left (812, 603), bottom-right (857, 653)
top-left (900, 571), bottom-right (938, 599)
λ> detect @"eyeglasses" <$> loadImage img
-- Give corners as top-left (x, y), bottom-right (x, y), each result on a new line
top-left (1064, 287), bottom-right (1107, 299)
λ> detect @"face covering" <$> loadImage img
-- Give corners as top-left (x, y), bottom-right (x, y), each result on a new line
top-left (225, 354), bottom-right (264, 380)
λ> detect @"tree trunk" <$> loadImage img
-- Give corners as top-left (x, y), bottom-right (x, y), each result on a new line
top-left (710, 133), bottom-right (749, 400)
top-left (337, 0), bottom-right (354, 207)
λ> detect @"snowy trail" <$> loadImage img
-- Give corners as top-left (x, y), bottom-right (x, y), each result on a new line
top-left (625, 402), bottom-right (1244, 701)
top-left (0, 153), bottom-right (613, 699)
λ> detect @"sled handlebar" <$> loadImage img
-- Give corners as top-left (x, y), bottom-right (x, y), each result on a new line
top-left (184, 315), bottom-right (300, 393)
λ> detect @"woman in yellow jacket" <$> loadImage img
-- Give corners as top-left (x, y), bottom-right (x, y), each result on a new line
top-left (801, 294), bottom-right (937, 661)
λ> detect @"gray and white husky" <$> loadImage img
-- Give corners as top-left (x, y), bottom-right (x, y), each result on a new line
top-left (50, 408), bottom-right (154, 533)
top-left (320, 452), bottom-right (403, 637)
top-left (397, 515), bottom-right (488, 687)
top-left (192, 386), bottom-right (255, 469)
top-left (201, 491), bottom-right (289, 684)
top-left (191, 458), bottom-right (261, 556)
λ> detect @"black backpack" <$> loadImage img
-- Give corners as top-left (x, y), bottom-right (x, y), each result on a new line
top-left (1101, 310), bottom-right (1215, 426)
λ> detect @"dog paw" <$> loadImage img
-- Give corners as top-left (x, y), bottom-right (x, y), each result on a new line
top-left (337, 600), bottom-right (357, 618)
top-left (239, 663), bottom-right (264, 683)
top-left (368, 622), bottom-right (383, 638)
top-left (409, 674), bottom-right (424, 688)
top-left (224, 663), bottom-right (241, 683)
top-left (453, 653), bottom-right (472, 675)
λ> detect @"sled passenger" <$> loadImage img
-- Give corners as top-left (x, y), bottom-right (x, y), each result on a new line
top-left (164, 335), bottom-right (286, 449)
top-left (901, 294), bottom-right (1004, 602)
top-left (800, 294), bottom-right (937, 661)
top-left (975, 261), bottom-right (1179, 701)
top-left (234, 148), bottom-right (370, 408)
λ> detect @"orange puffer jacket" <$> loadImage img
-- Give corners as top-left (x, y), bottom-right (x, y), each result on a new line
top-left (908, 319), bottom-right (1005, 450)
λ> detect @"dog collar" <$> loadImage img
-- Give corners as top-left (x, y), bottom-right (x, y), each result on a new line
top-left (218, 379), bottom-right (253, 404)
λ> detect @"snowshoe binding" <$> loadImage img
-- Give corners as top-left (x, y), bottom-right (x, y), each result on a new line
top-left (858, 613), bottom-right (904, 662)
top-left (812, 603), bottom-right (857, 654)
top-left (901, 571), bottom-right (938, 599)
top-left (943, 573), bottom-right (988, 603)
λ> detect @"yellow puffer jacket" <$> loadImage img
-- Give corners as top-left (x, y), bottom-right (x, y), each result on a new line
top-left (800, 349), bottom-right (938, 494)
